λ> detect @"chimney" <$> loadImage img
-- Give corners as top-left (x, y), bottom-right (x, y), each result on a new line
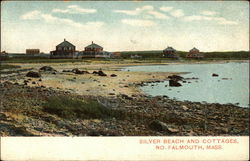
top-left (64, 38), bottom-right (66, 41)
top-left (92, 41), bottom-right (93, 44)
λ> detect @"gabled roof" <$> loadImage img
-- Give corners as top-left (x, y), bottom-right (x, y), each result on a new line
top-left (56, 39), bottom-right (75, 48)
top-left (190, 47), bottom-right (199, 52)
top-left (85, 41), bottom-right (103, 49)
top-left (164, 46), bottom-right (176, 51)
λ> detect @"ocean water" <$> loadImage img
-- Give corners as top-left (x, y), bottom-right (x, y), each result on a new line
top-left (123, 62), bottom-right (249, 107)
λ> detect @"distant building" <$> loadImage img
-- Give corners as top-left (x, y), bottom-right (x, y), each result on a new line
top-left (0, 51), bottom-right (9, 60)
top-left (50, 39), bottom-right (77, 58)
top-left (78, 41), bottom-right (110, 58)
top-left (163, 47), bottom-right (178, 58)
top-left (110, 52), bottom-right (121, 58)
top-left (26, 49), bottom-right (40, 55)
top-left (186, 47), bottom-right (203, 58)
top-left (0, 51), bottom-right (8, 56)
top-left (131, 54), bottom-right (142, 59)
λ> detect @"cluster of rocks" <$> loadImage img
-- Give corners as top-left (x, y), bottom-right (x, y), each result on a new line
top-left (0, 81), bottom-right (248, 136)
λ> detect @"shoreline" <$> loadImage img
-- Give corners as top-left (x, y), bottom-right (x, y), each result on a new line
top-left (0, 59), bottom-right (249, 136)
top-left (0, 81), bottom-right (249, 136)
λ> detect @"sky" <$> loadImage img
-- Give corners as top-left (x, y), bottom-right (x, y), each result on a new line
top-left (1, 1), bottom-right (249, 53)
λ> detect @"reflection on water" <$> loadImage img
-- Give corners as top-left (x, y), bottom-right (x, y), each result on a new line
top-left (124, 62), bottom-right (249, 107)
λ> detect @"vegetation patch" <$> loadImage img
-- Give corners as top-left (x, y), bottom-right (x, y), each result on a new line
top-left (0, 64), bottom-right (21, 70)
top-left (43, 96), bottom-right (125, 120)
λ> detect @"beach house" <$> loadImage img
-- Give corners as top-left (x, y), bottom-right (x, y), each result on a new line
top-left (163, 46), bottom-right (178, 58)
top-left (50, 39), bottom-right (77, 58)
top-left (78, 41), bottom-right (111, 58)
top-left (186, 47), bottom-right (203, 58)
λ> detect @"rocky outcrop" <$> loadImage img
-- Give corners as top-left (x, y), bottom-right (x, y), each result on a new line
top-left (26, 71), bottom-right (41, 78)
top-left (168, 75), bottom-right (183, 87)
top-left (93, 70), bottom-right (107, 76)
top-left (169, 79), bottom-right (182, 87)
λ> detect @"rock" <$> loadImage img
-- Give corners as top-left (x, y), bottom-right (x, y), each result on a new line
top-left (110, 74), bottom-right (117, 77)
top-left (26, 71), bottom-right (41, 78)
top-left (149, 120), bottom-right (179, 133)
top-left (120, 94), bottom-right (133, 100)
top-left (92, 70), bottom-right (107, 76)
top-left (169, 80), bottom-right (182, 87)
top-left (168, 75), bottom-right (184, 81)
top-left (182, 105), bottom-right (189, 111)
top-left (39, 66), bottom-right (57, 72)
top-left (212, 73), bottom-right (219, 77)
top-left (38, 79), bottom-right (42, 81)
top-left (98, 70), bottom-right (107, 76)
top-left (167, 127), bottom-right (179, 133)
top-left (32, 81), bottom-right (36, 84)
top-left (72, 68), bottom-right (89, 74)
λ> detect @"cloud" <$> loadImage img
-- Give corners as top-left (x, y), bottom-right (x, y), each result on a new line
top-left (113, 5), bottom-right (153, 16)
top-left (121, 19), bottom-right (156, 27)
top-left (159, 6), bottom-right (173, 12)
top-left (20, 10), bottom-right (104, 28)
top-left (147, 11), bottom-right (169, 19)
top-left (113, 10), bottom-right (139, 16)
top-left (183, 15), bottom-right (238, 25)
top-left (213, 17), bottom-right (238, 25)
top-left (52, 5), bottom-right (96, 14)
top-left (114, 5), bottom-right (168, 20)
top-left (201, 10), bottom-right (217, 16)
top-left (20, 10), bottom-right (41, 20)
top-left (170, 9), bottom-right (184, 17)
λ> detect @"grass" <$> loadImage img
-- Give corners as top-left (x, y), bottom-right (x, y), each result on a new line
top-left (0, 64), bottom-right (21, 70)
top-left (43, 96), bottom-right (125, 120)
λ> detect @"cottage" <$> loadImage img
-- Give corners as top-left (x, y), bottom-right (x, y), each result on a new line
top-left (26, 49), bottom-right (40, 55)
top-left (163, 47), bottom-right (178, 58)
top-left (50, 39), bottom-right (77, 58)
top-left (186, 47), bottom-right (203, 58)
top-left (78, 41), bottom-right (109, 58)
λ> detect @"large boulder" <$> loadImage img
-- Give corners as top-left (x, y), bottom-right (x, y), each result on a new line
top-left (169, 79), bottom-right (182, 87)
top-left (26, 71), bottom-right (41, 78)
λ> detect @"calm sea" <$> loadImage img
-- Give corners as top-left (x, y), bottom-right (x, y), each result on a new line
top-left (124, 62), bottom-right (249, 107)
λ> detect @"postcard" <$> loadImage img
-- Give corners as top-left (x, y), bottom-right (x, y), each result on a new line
top-left (0, 1), bottom-right (249, 160)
